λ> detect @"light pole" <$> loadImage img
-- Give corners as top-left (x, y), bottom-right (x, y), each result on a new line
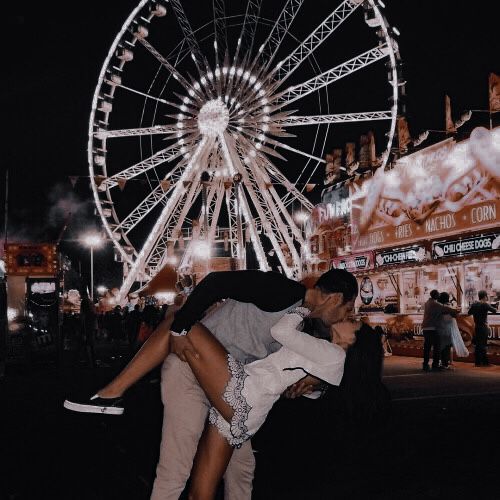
top-left (294, 211), bottom-right (309, 272)
top-left (294, 211), bottom-right (309, 238)
top-left (83, 234), bottom-right (103, 302)
top-left (233, 173), bottom-right (245, 269)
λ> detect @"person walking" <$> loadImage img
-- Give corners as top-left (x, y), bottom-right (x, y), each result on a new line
top-left (421, 290), bottom-right (457, 371)
top-left (468, 290), bottom-right (497, 366)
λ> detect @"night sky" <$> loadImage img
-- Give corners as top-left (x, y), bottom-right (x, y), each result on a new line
top-left (2, 0), bottom-right (498, 288)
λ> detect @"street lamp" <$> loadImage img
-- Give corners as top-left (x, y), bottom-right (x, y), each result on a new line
top-left (82, 233), bottom-right (103, 302)
top-left (293, 211), bottom-right (309, 236)
top-left (233, 173), bottom-right (245, 269)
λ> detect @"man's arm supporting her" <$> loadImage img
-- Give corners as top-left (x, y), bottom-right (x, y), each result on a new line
top-left (171, 271), bottom-right (305, 335)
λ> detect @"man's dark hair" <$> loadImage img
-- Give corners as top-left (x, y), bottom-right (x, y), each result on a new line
top-left (478, 290), bottom-right (488, 300)
top-left (430, 289), bottom-right (440, 300)
top-left (314, 269), bottom-right (358, 303)
top-left (438, 292), bottom-right (450, 304)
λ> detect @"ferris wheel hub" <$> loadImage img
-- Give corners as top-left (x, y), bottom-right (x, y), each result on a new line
top-left (197, 98), bottom-right (230, 137)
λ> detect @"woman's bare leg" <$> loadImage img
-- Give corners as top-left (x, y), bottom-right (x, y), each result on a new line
top-left (98, 316), bottom-right (173, 398)
top-left (188, 424), bottom-right (234, 500)
top-left (183, 322), bottom-right (238, 422)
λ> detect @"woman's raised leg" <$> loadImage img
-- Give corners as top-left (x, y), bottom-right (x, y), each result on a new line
top-left (97, 315), bottom-right (174, 398)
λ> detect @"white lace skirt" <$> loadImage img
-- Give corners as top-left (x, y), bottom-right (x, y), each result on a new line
top-left (208, 354), bottom-right (253, 448)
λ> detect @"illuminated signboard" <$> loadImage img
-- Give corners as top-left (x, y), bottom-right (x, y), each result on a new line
top-left (375, 246), bottom-right (427, 267)
top-left (5, 244), bottom-right (58, 276)
top-left (331, 252), bottom-right (374, 272)
top-left (432, 234), bottom-right (500, 259)
top-left (351, 126), bottom-right (500, 251)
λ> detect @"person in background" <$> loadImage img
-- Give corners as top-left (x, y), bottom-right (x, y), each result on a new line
top-left (126, 304), bottom-right (142, 352)
top-left (437, 292), bottom-right (455, 369)
top-left (421, 290), bottom-right (457, 372)
top-left (468, 290), bottom-right (497, 367)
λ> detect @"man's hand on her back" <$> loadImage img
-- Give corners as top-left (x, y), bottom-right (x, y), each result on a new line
top-left (284, 375), bottom-right (321, 399)
top-left (170, 334), bottom-right (199, 362)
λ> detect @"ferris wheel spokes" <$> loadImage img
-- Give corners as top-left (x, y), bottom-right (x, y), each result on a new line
top-left (212, 0), bottom-right (228, 57)
top-left (147, 179), bottom-right (203, 273)
top-left (258, 0), bottom-right (304, 74)
top-left (273, 0), bottom-right (361, 85)
top-left (169, 0), bottom-right (207, 76)
top-left (236, 133), bottom-right (306, 245)
top-left (118, 167), bottom-right (187, 234)
top-left (99, 143), bottom-right (184, 191)
top-left (276, 111), bottom-right (393, 127)
top-left (96, 125), bottom-right (179, 140)
top-left (118, 136), bottom-right (212, 301)
top-left (223, 132), bottom-right (298, 278)
top-left (275, 44), bottom-right (389, 109)
top-left (239, 0), bottom-right (262, 56)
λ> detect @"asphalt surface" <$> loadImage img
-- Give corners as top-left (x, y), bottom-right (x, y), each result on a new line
top-left (2, 352), bottom-right (500, 500)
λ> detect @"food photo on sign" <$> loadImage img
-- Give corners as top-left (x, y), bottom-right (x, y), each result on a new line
top-left (356, 274), bottom-right (399, 313)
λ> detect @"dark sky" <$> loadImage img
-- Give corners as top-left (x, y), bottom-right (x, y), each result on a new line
top-left (1, 0), bottom-right (498, 286)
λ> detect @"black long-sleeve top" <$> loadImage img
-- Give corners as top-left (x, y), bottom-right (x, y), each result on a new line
top-left (468, 301), bottom-right (497, 328)
top-left (171, 271), bottom-right (306, 335)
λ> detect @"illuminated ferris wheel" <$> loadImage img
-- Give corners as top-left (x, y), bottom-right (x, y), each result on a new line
top-left (88, 0), bottom-right (402, 300)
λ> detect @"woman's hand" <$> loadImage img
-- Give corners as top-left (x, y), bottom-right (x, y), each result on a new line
top-left (283, 375), bottom-right (321, 399)
top-left (170, 334), bottom-right (199, 361)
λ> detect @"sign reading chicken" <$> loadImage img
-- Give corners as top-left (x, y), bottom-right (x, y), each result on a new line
top-left (351, 126), bottom-right (500, 251)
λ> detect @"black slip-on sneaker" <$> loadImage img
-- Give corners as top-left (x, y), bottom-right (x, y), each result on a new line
top-left (63, 394), bottom-right (124, 415)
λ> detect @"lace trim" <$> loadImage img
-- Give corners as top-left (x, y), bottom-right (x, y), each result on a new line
top-left (208, 354), bottom-right (252, 448)
top-left (289, 306), bottom-right (311, 319)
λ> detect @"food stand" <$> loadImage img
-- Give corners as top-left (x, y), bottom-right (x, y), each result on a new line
top-left (305, 126), bottom-right (500, 362)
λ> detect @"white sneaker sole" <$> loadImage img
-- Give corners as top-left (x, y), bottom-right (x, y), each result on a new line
top-left (63, 400), bottom-right (124, 415)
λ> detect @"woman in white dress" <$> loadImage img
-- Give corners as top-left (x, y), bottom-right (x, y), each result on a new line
top-left (175, 307), bottom-right (385, 499)
top-left (438, 292), bottom-right (469, 367)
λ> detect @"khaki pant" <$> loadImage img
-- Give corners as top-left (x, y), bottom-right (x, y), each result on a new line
top-left (150, 354), bottom-right (255, 500)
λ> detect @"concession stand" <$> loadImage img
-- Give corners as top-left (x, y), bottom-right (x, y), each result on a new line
top-left (304, 126), bottom-right (500, 362)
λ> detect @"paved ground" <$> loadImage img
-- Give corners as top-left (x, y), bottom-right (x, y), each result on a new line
top-left (2, 352), bottom-right (500, 499)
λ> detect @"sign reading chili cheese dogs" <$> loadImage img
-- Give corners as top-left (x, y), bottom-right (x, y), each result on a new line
top-left (432, 234), bottom-right (500, 259)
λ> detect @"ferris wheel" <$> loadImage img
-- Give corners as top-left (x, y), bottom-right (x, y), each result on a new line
top-left (88, 0), bottom-right (402, 300)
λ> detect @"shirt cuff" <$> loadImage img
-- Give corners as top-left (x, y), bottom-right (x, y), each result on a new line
top-left (171, 329), bottom-right (188, 337)
top-left (289, 306), bottom-right (311, 319)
